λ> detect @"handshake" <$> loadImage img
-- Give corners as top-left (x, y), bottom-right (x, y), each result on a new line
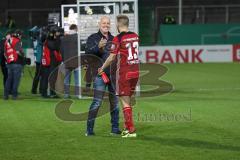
top-left (98, 38), bottom-right (107, 50)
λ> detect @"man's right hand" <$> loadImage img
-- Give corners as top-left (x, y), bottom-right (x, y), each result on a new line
top-left (98, 38), bottom-right (107, 50)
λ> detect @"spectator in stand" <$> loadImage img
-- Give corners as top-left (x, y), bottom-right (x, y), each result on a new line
top-left (163, 13), bottom-right (176, 24)
top-left (6, 16), bottom-right (16, 29)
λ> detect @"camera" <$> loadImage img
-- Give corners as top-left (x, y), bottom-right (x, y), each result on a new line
top-left (29, 26), bottom-right (40, 41)
top-left (29, 26), bottom-right (47, 43)
top-left (23, 57), bottom-right (31, 65)
top-left (29, 25), bottom-right (64, 43)
top-left (47, 25), bottom-right (64, 40)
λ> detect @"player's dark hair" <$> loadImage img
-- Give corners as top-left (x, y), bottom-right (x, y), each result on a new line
top-left (117, 15), bottom-right (129, 27)
top-left (69, 24), bottom-right (78, 30)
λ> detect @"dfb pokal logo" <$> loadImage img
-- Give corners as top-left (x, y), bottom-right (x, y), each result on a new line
top-left (50, 54), bottom-right (173, 122)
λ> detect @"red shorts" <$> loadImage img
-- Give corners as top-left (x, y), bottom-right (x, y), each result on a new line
top-left (116, 72), bottom-right (139, 96)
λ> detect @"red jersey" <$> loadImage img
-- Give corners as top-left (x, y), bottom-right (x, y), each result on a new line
top-left (111, 31), bottom-right (140, 96)
top-left (111, 31), bottom-right (140, 79)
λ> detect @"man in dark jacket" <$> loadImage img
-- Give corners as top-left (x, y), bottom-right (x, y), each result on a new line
top-left (30, 26), bottom-right (43, 94)
top-left (60, 24), bottom-right (79, 98)
top-left (85, 16), bottom-right (120, 136)
top-left (0, 31), bottom-right (11, 87)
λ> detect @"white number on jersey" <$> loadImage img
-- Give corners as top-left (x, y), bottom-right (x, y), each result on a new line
top-left (126, 41), bottom-right (139, 61)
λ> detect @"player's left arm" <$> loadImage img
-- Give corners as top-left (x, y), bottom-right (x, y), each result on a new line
top-left (98, 53), bottom-right (116, 74)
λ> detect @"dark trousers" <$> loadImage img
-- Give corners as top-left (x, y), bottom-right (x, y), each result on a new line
top-left (1, 64), bottom-right (8, 87)
top-left (85, 65), bottom-right (98, 88)
top-left (40, 66), bottom-right (49, 96)
top-left (31, 62), bottom-right (41, 93)
top-left (86, 76), bottom-right (119, 134)
top-left (4, 64), bottom-right (23, 98)
top-left (40, 65), bottom-right (58, 96)
top-left (49, 65), bottom-right (58, 96)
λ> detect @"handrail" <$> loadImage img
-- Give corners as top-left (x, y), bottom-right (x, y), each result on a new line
top-left (6, 8), bottom-right (60, 12)
top-left (156, 4), bottom-right (240, 9)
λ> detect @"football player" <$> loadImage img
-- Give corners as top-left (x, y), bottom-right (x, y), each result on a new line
top-left (99, 15), bottom-right (140, 138)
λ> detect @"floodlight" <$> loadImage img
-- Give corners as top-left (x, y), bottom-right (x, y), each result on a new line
top-left (104, 5), bottom-right (111, 14)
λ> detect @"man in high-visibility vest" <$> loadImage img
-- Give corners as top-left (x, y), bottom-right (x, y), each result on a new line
top-left (3, 29), bottom-right (24, 100)
top-left (40, 29), bottom-right (62, 98)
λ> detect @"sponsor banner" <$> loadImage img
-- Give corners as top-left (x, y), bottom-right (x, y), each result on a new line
top-left (233, 44), bottom-right (240, 62)
top-left (139, 45), bottom-right (233, 63)
top-left (25, 44), bottom-right (236, 66)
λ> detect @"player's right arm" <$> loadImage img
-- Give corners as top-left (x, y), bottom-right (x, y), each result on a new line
top-left (99, 53), bottom-right (116, 74)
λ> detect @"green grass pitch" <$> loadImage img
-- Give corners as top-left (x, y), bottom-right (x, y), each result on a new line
top-left (0, 63), bottom-right (240, 160)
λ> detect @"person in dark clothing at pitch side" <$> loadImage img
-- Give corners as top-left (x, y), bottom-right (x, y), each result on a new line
top-left (40, 29), bottom-right (62, 98)
top-left (163, 13), bottom-right (176, 24)
top-left (3, 30), bottom-right (25, 100)
top-left (85, 16), bottom-right (120, 136)
top-left (6, 16), bottom-right (16, 29)
top-left (60, 24), bottom-right (79, 98)
top-left (0, 31), bottom-right (12, 87)
top-left (29, 26), bottom-right (43, 94)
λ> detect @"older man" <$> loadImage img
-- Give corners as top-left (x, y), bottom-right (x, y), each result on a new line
top-left (85, 16), bottom-right (120, 136)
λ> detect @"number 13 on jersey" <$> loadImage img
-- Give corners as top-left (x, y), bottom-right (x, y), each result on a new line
top-left (126, 41), bottom-right (139, 62)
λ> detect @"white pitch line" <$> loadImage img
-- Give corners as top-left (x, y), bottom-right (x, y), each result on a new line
top-left (179, 87), bottom-right (240, 92)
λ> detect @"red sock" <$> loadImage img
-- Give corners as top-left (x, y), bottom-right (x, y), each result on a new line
top-left (123, 106), bottom-right (135, 133)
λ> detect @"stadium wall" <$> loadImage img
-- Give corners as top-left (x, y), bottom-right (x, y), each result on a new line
top-left (158, 24), bottom-right (240, 45)
top-left (1, 24), bottom-right (240, 48)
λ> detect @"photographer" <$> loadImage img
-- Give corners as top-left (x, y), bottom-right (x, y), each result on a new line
top-left (40, 27), bottom-right (62, 98)
top-left (3, 29), bottom-right (25, 100)
top-left (29, 26), bottom-right (43, 94)
top-left (0, 31), bottom-right (12, 87)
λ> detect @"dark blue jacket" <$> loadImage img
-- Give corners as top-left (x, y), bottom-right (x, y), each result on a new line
top-left (85, 30), bottom-right (114, 76)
